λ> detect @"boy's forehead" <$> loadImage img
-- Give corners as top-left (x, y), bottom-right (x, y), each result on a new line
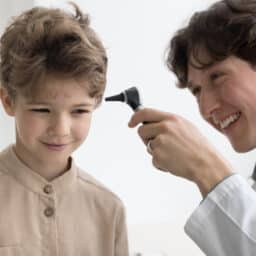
top-left (34, 88), bottom-right (74, 100)
top-left (34, 75), bottom-right (90, 98)
top-left (23, 81), bottom-right (93, 105)
top-left (24, 91), bottom-right (95, 107)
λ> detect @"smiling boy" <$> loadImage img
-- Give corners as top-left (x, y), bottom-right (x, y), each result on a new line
top-left (0, 3), bottom-right (128, 256)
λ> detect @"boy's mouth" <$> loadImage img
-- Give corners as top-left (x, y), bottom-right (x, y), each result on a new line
top-left (42, 142), bottom-right (69, 151)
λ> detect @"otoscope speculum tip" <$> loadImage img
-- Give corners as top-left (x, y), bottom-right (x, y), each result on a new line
top-left (105, 86), bottom-right (142, 111)
top-left (105, 92), bottom-right (125, 102)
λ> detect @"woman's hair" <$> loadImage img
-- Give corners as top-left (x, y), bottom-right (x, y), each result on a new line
top-left (166, 0), bottom-right (256, 88)
top-left (0, 2), bottom-right (107, 104)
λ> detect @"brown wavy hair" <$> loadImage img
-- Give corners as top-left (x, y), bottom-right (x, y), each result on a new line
top-left (0, 2), bottom-right (107, 105)
top-left (166, 0), bottom-right (256, 88)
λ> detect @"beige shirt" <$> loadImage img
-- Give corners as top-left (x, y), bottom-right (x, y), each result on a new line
top-left (0, 145), bottom-right (129, 256)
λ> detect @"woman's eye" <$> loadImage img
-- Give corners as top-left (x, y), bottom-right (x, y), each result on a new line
top-left (30, 108), bottom-right (50, 113)
top-left (191, 87), bottom-right (201, 96)
top-left (210, 72), bottom-right (225, 82)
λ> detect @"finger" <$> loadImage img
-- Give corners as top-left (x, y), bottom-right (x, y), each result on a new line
top-left (138, 123), bottom-right (158, 143)
top-left (138, 120), bottom-right (169, 144)
top-left (128, 108), bottom-right (172, 128)
top-left (152, 157), bottom-right (169, 173)
top-left (146, 140), bottom-right (153, 154)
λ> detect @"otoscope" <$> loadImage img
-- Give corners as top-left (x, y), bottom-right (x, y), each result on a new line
top-left (105, 87), bottom-right (143, 111)
top-left (105, 87), bottom-right (151, 150)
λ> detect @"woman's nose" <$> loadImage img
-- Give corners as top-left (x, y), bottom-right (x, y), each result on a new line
top-left (199, 87), bottom-right (221, 120)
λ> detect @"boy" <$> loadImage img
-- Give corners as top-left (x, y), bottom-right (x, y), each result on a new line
top-left (0, 3), bottom-right (128, 256)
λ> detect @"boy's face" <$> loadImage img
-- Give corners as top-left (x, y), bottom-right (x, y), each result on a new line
top-left (1, 74), bottom-right (96, 174)
top-left (188, 55), bottom-right (256, 152)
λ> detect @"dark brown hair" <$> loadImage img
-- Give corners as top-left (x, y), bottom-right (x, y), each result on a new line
top-left (166, 0), bottom-right (256, 88)
top-left (0, 2), bottom-right (107, 104)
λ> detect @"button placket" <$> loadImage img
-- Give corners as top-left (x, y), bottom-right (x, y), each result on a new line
top-left (40, 188), bottom-right (58, 256)
top-left (43, 184), bottom-right (53, 195)
top-left (42, 185), bottom-right (55, 218)
top-left (44, 206), bottom-right (55, 217)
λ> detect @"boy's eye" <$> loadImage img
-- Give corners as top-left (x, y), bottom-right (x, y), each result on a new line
top-left (30, 108), bottom-right (50, 113)
top-left (72, 109), bottom-right (90, 114)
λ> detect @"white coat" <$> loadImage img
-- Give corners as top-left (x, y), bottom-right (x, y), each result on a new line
top-left (185, 174), bottom-right (256, 256)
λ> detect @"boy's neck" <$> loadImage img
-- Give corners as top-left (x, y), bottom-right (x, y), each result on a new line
top-left (13, 145), bottom-right (71, 182)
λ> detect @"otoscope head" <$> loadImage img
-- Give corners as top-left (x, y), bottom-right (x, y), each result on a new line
top-left (105, 86), bottom-right (142, 111)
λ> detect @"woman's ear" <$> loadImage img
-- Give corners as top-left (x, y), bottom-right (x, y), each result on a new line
top-left (0, 87), bottom-right (15, 116)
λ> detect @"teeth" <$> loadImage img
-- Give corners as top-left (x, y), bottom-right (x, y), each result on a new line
top-left (212, 116), bottom-right (219, 125)
top-left (220, 112), bottom-right (241, 129)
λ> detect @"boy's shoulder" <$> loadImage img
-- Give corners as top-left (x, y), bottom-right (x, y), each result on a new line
top-left (0, 146), bottom-right (12, 175)
top-left (76, 166), bottom-right (124, 206)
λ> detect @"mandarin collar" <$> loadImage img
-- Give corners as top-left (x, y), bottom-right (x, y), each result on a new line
top-left (0, 145), bottom-right (77, 196)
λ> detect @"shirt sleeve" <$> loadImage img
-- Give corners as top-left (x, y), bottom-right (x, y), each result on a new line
top-left (185, 174), bottom-right (256, 256)
top-left (114, 202), bottom-right (129, 256)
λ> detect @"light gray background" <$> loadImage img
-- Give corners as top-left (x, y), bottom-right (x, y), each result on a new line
top-left (1, 0), bottom-right (255, 255)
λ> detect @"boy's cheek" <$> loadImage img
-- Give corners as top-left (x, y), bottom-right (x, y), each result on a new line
top-left (77, 125), bottom-right (91, 138)
top-left (75, 122), bottom-right (92, 139)
top-left (16, 115), bottom-right (44, 135)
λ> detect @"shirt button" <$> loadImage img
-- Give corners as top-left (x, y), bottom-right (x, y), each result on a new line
top-left (44, 207), bottom-right (55, 217)
top-left (43, 185), bottom-right (53, 194)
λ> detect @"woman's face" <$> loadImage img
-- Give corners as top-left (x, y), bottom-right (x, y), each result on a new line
top-left (188, 55), bottom-right (256, 152)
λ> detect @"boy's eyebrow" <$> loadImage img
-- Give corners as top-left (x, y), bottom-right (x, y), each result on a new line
top-left (26, 101), bottom-right (49, 105)
top-left (26, 101), bottom-right (95, 107)
top-left (72, 103), bottom-right (95, 107)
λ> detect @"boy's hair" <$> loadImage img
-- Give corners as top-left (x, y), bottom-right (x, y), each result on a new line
top-left (0, 2), bottom-right (107, 105)
top-left (166, 0), bottom-right (256, 88)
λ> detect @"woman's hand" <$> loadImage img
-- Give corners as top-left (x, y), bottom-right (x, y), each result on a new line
top-left (128, 108), bottom-right (233, 197)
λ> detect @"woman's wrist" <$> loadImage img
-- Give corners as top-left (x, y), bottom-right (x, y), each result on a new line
top-left (191, 151), bottom-right (233, 197)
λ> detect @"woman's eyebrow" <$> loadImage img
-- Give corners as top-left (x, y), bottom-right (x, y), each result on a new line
top-left (187, 80), bottom-right (201, 89)
top-left (187, 81), bottom-right (193, 88)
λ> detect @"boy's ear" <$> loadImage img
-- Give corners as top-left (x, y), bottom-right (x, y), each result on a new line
top-left (0, 87), bottom-right (15, 116)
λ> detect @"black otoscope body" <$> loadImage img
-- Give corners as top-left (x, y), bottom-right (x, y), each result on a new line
top-left (105, 87), bottom-right (143, 111)
top-left (105, 87), bottom-right (151, 151)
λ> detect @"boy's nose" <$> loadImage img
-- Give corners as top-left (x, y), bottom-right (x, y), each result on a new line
top-left (48, 116), bottom-right (70, 137)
